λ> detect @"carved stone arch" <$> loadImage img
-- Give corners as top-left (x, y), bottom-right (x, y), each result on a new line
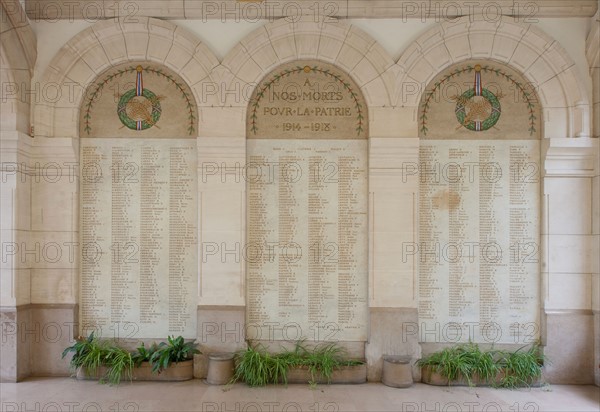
top-left (34, 17), bottom-right (219, 138)
top-left (396, 16), bottom-right (591, 139)
top-left (1, 0), bottom-right (37, 134)
top-left (218, 17), bottom-right (396, 109)
top-left (0, 1), bottom-right (36, 76)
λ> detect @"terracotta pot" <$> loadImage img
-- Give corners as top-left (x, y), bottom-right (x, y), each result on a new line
top-left (420, 366), bottom-right (544, 387)
top-left (76, 360), bottom-right (194, 382)
top-left (75, 366), bottom-right (108, 380)
top-left (133, 360), bottom-right (194, 381)
top-left (420, 366), bottom-right (469, 386)
top-left (420, 366), bottom-right (451, 386)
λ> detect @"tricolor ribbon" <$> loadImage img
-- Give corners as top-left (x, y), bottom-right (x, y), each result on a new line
top-left (136, 68), bottom-right (143, 130)
top-left (473, 69), bottom-right (482, 131)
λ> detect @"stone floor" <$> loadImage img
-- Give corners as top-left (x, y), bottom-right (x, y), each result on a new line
top-left (1, 379), bottom-right (599, 412)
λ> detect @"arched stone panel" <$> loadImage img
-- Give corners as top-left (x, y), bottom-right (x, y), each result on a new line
top-left (418, 60), bottom-right (542, 139)
top-left (79, 62), bottom-right (198, 138)
top-left (244, 60), bottom-right (370, 343)
top-left (417, 60), bottom-right (543, 344)
top-left (34, 17), bottom-right (219, 138)
top-left (396, 16), bottom-right (591, 139)
top-left (401, 17), bottom-right (597, 384)
top-left (219, 17), bottom-right (396, 108)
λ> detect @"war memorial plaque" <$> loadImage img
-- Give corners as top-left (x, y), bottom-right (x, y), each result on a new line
top-left (246, 62), bottom-right (368, 341)
top-left (79, 64), bottom-right (198, 338)
top-left (417, 62), bottom-right (542, 344)
top-left (80, 138), bottom-right (198, 338)
top-left (418, 139), bottom-right (540, 343)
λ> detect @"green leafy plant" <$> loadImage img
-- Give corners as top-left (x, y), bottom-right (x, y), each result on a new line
top-left (497, 345), bottom-right (546, 388)
top-left (231, 341), bottom-right (364, 387)
top-left (417, 343), bottom-right (546, 388)
top-left (62, 332), bottom-right (94, 369)
top-left (63, 334), bottom-right (199, 384)
top-left (102, 346), bottom-right (134, 385)
top-left (61, 332), bottom-right (134, 385)
top-left (148, 335), bottom-right (199, 374)
top-left (471, 347), bottom-right (501, 384)
top-left (62, 332), bottom-right (104, 374)
top-left (417, 343), bottom-right (477, 385)
top-left (288, 341), bottom-right (360, 385)
top-left (132, 342), bottom-right (159, 366)
top-left (232, 344), bottom-right (290, 386)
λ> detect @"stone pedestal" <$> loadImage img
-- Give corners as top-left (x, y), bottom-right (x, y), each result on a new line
top-left (206, 353), bottom-right (234, 385)
top-left (382, 355), bottom-right (413, 388)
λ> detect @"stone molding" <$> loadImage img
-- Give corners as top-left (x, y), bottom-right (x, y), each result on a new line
top-left (398, 16), bottom-right (591, 138)
top-left (1, 0), bottom-right (37, 75)
top-left (1, 0), bottom-right (36, 134)
top-left (586, 11), bottom-right (600, 71)
top-left (33, 16), bottom-right (591, 140)
top-left (33, 17), bottom-right (219, 138)
top-left (22, 0), bottom-right (600, 21)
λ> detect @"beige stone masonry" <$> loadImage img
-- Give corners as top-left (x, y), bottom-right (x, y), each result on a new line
top-left (34, 18), bottom-right (219, 138)
top-left (3, 0), bottom-right (600, 383)
top-left (1, 1), bottom-right (36, 134)
top-left (27, 16), bottom-right (597, 318)
top-left (398, 16), bottom-right (591, 138)
top-left (586, 9), bottom-right (599, 386)
top-left (23, 0), bottom-right (600, 21)
top-left (2, 4), bottom-right (598, 383)
top-left (33, 15), bottom-right (592, 140)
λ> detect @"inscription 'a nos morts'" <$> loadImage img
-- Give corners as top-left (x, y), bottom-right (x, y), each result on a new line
top-left (248, 62), bottom-right (368, 139)
top-left (246, 61), bottom-right (369, 342)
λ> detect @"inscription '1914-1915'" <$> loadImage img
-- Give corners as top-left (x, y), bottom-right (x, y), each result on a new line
top-left (248, 62), bottom-right (367, 139)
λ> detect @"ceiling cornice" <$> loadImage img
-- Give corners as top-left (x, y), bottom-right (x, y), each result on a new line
top-left (23, 0), bottom-right (599, 21)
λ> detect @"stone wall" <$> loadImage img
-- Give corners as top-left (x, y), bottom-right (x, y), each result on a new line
top-left (1, 0), bottom-right (598, 383)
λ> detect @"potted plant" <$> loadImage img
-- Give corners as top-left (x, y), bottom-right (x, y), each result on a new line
top-left (417, 343), bottom-right (495, 386)
top-left (62, 334), bottom-right (199, 384)
top-left (102, 344), bottom-right (135, 385)
top-left (282, 341), bottom-right (366, 385)
top-left (132, 336), bottom-right (199, 381)
top-left (62, 332), bottom-right (105, 380)
top-left (62, 332), bottom-right (134, 385)
top-left (417, 342), bottom-right (546, 388)
top-left (230, 341), bottom-right (366, 387)
top-left (232, 344), bottom-right (289, 386)
top-left (496, 345), bottom-right (546, 388)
